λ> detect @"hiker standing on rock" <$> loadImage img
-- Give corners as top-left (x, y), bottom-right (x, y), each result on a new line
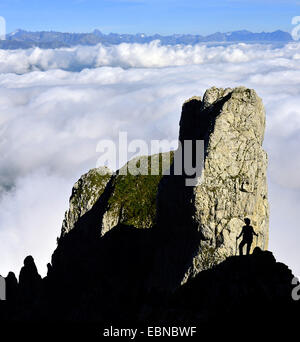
top-left (236, 218), bottom-right (258, 255)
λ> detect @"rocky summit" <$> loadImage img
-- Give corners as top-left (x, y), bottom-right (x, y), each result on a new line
top-left (1, 87), bottom-right (297, 336)
top-left (59, 86), bottom-right (269, 287)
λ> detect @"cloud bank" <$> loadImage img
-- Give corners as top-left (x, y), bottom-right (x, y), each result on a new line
top-left (0, 41), bottom-right (299, 73)
top-left (0, 42), bottom-right (300, 277)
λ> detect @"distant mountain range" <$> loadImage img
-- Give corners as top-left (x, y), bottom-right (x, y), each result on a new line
top-left (0, 29), bottom-right (293, 49)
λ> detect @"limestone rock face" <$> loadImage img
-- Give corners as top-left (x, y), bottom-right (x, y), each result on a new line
top-left (194, 87), bottom-right (268, 257)
top-left (156, 86), bottom-right (269, 280)
top-left (61, 166), bottom-right (112, 236)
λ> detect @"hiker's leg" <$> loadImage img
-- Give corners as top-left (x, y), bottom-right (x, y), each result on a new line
top-left (239, 240), bottom-right (246, 255)
top-left (246, 240), bottom-right (252, 255)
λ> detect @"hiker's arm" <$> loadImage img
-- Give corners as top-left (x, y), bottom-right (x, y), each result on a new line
top-left (237, 226), bottom-right (245, 239)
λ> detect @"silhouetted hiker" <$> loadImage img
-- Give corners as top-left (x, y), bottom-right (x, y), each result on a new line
top-left (236, 218), bottom-right (258, 255)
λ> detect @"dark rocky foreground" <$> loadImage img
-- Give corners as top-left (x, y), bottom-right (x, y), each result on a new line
top-left (0, 227), bottom-right (299, 337)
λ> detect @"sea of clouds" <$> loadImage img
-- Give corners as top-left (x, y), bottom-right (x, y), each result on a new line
top-left (0, 41), bottom-right (300, 277)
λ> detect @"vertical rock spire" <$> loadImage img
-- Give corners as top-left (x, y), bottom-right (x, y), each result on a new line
top-left (156, 86), bottom-right (269, 283)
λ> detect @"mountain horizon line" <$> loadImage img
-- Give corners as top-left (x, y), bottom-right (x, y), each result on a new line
top-left (8, 28), bottom-right (291, 36)
top-left (1, 28), bottom-right (294, 50)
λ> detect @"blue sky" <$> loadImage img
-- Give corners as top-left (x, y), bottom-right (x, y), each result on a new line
top-left (0, 0), bottom-right (300, 34)
top-left (0, 0), bottom-right (300, 35)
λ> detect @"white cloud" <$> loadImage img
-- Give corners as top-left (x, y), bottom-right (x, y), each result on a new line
top-left (1, 41), bottom-right (300, 73)
top-left (0, 41), bottom-right (300, 277)
top-left (0, 170), bottom-right (72, 276)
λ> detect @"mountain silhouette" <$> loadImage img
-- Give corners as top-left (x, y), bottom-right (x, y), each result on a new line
top-left (0, 29), bottom-right (292, 50)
